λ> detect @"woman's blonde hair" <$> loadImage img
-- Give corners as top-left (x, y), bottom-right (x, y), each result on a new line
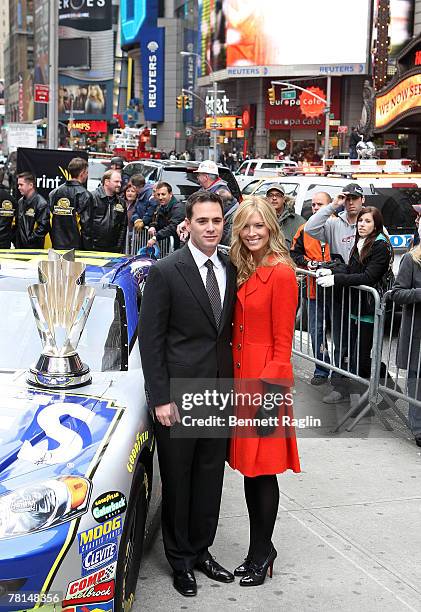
top-left (411, 242), bottom-right (421, 265)
top-left (230, 196), bottom-right (295, 287)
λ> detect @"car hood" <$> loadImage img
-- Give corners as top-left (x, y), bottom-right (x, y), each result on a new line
top-left (0, 379), bottom-right (123, 493)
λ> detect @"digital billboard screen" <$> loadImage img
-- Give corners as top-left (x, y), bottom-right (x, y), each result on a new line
top-left (199, 0), bottom-right (371, 75)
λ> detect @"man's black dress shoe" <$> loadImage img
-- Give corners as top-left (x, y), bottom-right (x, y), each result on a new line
top-left (196, 556), bottom-right (235, 583)
top-left (173, 570), bottom-right (197, 596)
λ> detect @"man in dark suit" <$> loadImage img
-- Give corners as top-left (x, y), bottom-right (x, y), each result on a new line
top-left (139, 191), bottom-right (237, 596)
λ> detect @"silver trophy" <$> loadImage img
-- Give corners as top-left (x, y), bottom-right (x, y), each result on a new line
top-left (27, 250), bottom-right (95, 388)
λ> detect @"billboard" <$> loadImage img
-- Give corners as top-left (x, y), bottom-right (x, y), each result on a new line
top-left (198, 0), bottom-right (371, 77)
top-left (120, 0), bottom-right (159, 50)
top-left (140, 28), bottom-right (165, 122)
top-left (58, 0), bottom-right (112, 30)
top-left (59, 0), bottom-right (113, 120)
top-left (59, 83), bottom-right (107, 115)
top-left (120, 0), bottom-right (165, 122)
top-left (375, 73), bottom-right (421, 130)
top-left (16, 148), bottom-right (88, 200)
top-left (372, 0), bottom-right (414, 58)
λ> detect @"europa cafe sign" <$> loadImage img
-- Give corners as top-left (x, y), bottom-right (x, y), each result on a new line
top-left (375, 73), bottom-right (421, 130)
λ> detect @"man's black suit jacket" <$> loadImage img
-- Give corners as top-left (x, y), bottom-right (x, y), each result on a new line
top-left (139, 245), bottom-right (237, 408)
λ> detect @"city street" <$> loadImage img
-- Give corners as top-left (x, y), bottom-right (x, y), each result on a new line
top-left (134, 356), bottom-right (421, 612)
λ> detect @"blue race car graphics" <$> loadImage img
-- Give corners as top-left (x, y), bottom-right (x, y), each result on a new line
top-left (0, 251), bottom-right (158, 612)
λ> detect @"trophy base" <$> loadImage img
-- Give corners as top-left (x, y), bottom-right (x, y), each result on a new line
top-left (27, 353), bottom-right (92, 389)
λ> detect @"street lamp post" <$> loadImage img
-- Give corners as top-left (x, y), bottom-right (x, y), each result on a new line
top-left (48, 0), bottom-right (58, 149)
top-left (180, 51), bottom-right (218, 162)
top-left (271, 78), bottom-right (331, 168)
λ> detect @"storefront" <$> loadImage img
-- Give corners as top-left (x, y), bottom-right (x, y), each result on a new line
top-left (64, 120), bottom-right (109, 151)
top-left (374, 35), bottom-right (421, 160)
top-left (265, 78), bottom-right (342, 160)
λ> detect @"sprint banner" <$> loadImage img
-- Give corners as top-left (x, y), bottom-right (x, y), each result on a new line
top-left (16, 148), bottom-right (89, 200)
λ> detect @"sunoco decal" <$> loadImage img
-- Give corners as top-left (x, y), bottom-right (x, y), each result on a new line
top-left (82, 541), bottom-right (118, 577)
top-left (92, 491), bottom-right (127, 523)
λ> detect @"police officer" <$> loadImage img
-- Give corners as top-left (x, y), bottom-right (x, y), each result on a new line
top-left (0, 168), bottom-right (16, 248)
top-left (49, 157), bottom-right (93, 250)
top-left (15, 172), bottom-right (50, 249)
top-left (91, 169), bottom-right (127, 253)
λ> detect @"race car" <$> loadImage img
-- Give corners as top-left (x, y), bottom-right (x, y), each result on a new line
top-left (0, 250), bottom-right (160, 612)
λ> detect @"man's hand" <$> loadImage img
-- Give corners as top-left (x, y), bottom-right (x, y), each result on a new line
top-left (148, 226), bottom-right (156, 236)
top-left (155, 402), bottom-right (181, 426)
top-left (134, 219), bottom-right (144, 232)
top-left (147, 237), bottom-right (157, 248)
top-left (332, 193), bottom-right (347, 209)
top-left (176, 219), bottom-right (189, 242)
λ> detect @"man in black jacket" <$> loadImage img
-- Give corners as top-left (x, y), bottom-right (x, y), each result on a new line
top-left (147, 181), bottom-right (185, 250)
top-left (0, 168), bottom-right (16, 248)
top-left (91, 169), bottom-right (127, 253)
top-left (49, 157), bottom-right (92, 250)
top-left (15, 172), bottom-right (50, 248)
top-left (139, 191), bottom-right (236, 597)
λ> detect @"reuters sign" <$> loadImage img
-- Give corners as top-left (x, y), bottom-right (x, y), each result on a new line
top-left (375, 73), bottom-right (421, 130)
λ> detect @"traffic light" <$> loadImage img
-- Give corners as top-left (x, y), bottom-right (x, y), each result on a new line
top-left (183, 95), bottom-right (191, 110)
top-left (176, 95), bottom-right (183, 109)
top-left (268, 86), bottom-right (276, 104)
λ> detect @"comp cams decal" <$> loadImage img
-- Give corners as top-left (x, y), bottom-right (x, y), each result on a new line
top-left (92, 491), bottom-right (127, 524)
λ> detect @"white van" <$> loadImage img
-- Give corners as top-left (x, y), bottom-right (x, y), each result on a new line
top-left (234, 158), bottom-right (298, 190)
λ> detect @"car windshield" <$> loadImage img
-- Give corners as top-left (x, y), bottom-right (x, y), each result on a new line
top-left (89, 161), bottom-right (110, 180)
top-left (0, 277), bottom-right (124, 372)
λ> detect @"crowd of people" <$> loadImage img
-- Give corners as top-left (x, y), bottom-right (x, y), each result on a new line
top-left (0, 153), bottom-right (420, 597)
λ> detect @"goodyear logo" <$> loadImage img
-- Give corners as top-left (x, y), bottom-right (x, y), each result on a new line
top-left (78, 516), bottom-right (122, 554)
top-left (2, 200), bottom-right (13, 210)
top-left (114, 202), bottom-right (125, 213)
top-left (127, 431), bottom-right (148, 473)
top-left (25, 208), bottom-right (35, 217)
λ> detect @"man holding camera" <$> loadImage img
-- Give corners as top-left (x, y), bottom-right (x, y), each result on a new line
top-left (304, 183), bottom-right (365, 403)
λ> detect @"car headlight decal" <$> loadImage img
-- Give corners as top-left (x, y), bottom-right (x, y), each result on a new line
top-left (0, 476), bottom-right (90, 539)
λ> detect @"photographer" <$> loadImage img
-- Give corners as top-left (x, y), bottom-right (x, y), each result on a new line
top-left (291, 192), bottom-right (332, 385)
top-left (305, 183), bottom-right (364, 404)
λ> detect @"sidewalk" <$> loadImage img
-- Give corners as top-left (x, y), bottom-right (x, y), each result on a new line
top-left (133, 356), bottom-right (421, 612)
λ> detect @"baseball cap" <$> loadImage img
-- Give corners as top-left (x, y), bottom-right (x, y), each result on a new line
top-left (265, 183), bottom-right (285, 196)
top-left (342, 182), bottom-right (364, 197)
top-left (194, 160), bottom-right (219, 175)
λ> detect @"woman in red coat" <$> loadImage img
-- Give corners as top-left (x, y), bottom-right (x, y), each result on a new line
top-left (228, 195), bottom-right (301, 586)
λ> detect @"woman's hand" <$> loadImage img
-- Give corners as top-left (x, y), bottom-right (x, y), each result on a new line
top-left (316, 274), bottom-right (335, 287)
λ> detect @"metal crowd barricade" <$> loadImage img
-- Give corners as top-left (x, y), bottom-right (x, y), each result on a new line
top-left (125, 228), bottom-right (174, 258)
top-left (293, 267), bottom-right (391, 431)
top-left (371, 291), bottom-right (420, 431)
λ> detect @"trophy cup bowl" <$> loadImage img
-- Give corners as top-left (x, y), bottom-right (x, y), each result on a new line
top-left (26, 250), bottom-right (95, 389)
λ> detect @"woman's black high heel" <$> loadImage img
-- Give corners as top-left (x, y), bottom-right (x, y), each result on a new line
top-left (234, 557), bottom-right (252, 576)
top-left (239, 546), bottom-right (277, 586)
